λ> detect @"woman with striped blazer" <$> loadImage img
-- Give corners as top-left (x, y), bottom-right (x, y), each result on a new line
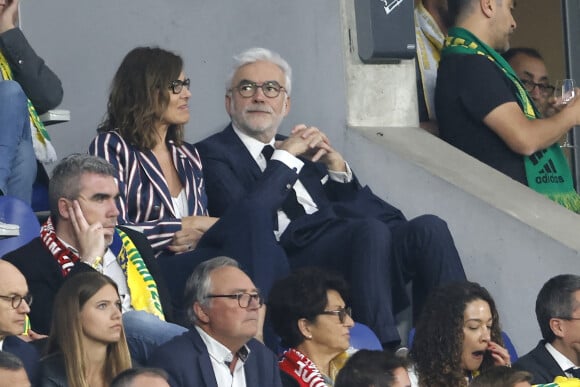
top-left (89, 47), bottom-right (289, 324)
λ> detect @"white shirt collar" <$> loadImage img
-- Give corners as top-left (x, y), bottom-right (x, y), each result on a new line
top-left (545, 342), bottom-right (578, 374)
top-left (195, 325), bottom-right (250, 365)
top-left (232, 124), bottom-right (275, 163)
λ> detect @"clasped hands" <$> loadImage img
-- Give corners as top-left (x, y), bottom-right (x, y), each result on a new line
top-left (169, 215), bottom-right (219, 254)
top-left (277, 124), bottom-right (347, 173)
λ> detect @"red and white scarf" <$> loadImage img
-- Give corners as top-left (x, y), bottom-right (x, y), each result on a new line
top-left (279, 348), bottom-right (328, 387)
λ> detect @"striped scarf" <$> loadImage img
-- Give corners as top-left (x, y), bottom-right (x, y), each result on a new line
top-left (534, 376), bottom-right (580, 386)
top-left (443, 27), bottom-right (580, 213)
top-left (40, 218), bottom-right (165, 320)
top-left (0, 50), bottom-right (57, 163)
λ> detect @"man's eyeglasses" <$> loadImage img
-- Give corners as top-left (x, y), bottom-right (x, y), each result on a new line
top-left (169, 78), bottom-right (190, 94)
top-left (206, 292), bottom-right (263, 308)
top-left (521, 80), bottom-right (555, 96)
top-left (230, 81), bottom-right (286, 98)
top-left (557, 316), bottom-right (580, 322)
top-left (0, 294), bottom-right (33, 309)
top-left (318, 307), bottom-right (352, 324)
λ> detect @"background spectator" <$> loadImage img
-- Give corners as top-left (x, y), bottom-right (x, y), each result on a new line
top-left (335, 349), bottom-right (411, 387)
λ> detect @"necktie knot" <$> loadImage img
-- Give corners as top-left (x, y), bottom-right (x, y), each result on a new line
top-left (261, 145), bottom-right (274, 161)
top-left (566, 367), bottom-right (580, 378)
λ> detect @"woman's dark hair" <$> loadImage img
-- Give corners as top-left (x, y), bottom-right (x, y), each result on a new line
top-left (267, 267), bottom-right (350, 348)
top-left (410, 282), bottom-right (503, 387)
top-left (335, 350), bottom-right (408, 387)
top-left (98, 46), bottom-right (184, 150)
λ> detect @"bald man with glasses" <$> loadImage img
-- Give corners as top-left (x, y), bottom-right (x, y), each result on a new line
top-left (0, 261), bottom-right (39, 385)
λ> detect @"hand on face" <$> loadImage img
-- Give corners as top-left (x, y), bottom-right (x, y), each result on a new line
top-left (0, 0), bottom-right (18, 34)
top-left (487, 340), bottom-right (511, 366)
top-left (68, 200), bottom-right (106, 264)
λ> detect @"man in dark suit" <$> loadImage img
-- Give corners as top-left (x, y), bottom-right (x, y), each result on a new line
top-left (148, 256), bottom-right (282, 387)
top-left (514, 274), bottom-right (580, 383)
top-left (196, 47), bottom-right (466, 349)
top-left (3, 154), bottom-right (186, 364)
top-left (0, 260), bottom-right (39, 385)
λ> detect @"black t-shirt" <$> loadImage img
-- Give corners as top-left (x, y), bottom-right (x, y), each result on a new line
top-left (435, 54), bottom-right (528, 185)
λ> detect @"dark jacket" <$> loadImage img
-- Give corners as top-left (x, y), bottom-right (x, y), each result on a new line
top-left (513, 340), bottom-right (567, 384)
top-left (3, 226), bottom-right (174, 335)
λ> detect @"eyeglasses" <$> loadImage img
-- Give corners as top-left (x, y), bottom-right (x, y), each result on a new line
top-left (168, 78), bottom-right (190, 94)
top-left (318, 307), bottom-right (352, 324)
top-left (557, 316), bottom-right (580, 322)
top-left (0, 294), bottom-right (33, 309)
top-left (206, 292), bottom-right (263, 308)
top-left (521, 80), bottom-right (555, 96)
top-left (230, 81), bottom-right (286, 98)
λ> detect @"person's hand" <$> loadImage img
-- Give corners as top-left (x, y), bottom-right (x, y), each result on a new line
top-left (68, 200), bottom-right (106, 264)
top-left (18, 329), bottom-right (47, 342)
top-left (0, 0), bottom-right (18, 34)
top-left (181, 215), bottom-right (219, 233)
top-left (167, 228), bottom-right (204, 254)
top-left (488, 341), bottom-right (511, 367)
top-left (287, 124), bottom-right (346, 172)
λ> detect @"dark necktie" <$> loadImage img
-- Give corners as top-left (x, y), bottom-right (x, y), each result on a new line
top-left (567, 367), bottom-right (580, 378)
top-left (261, 145), bottom-right (306, 222)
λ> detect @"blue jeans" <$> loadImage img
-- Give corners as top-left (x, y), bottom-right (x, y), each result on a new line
top-left (122, 310), bottom-right (187, 365)
top-left (0, 81), bottom-right (36, 204)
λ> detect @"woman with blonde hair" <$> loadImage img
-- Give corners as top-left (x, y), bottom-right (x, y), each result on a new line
top-left (40, 272), bottom-right (131, 387)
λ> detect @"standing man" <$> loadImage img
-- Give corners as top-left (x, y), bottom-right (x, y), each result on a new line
top-left (0, 261), bottom-right (38, 385)
top-left (196, 47), bottom-right (466, 349)
top-left (436, 0), bottom-right (580, 212)
top-left (148, 257), bottom-right (282, 387)
top-left (0, 0), bottom-right (62, 204)
top-left (4, 154), bottom-right (186, 364)
top-left (503, 48), bottom-right (556, 118)
top-left (415, 0), bottom-right (451, 134)
top-left (514, 274), bottom-right (580, 384)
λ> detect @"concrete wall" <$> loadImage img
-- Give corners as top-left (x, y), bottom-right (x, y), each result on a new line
top-left (21, 0), bottom-right (580, 355)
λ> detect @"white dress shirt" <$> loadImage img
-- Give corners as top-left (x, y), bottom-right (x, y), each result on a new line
top-left (195, 326), bottom-right (249, 387)
top-left (546, 342), bottom-right (578, 378)
top-left (232, 126), bottom-right (353, 238)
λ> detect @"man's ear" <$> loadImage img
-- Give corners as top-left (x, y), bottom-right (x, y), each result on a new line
top-left (225, 93), bottom-right (232, 116)
top-left (57, 198), bottom-right (71, 220)
top-left (193, 302), bottom-right (210, 324)
top-left (297, 318), bottom-right (312, 339)
top-left (549, 318), bottom-right (566, 339)
top-left (283, 95), bottom-right (291, 117)
top-left (480, 0), bottom-right (494, 18)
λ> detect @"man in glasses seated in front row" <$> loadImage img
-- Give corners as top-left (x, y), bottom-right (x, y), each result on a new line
top-left (148, 256), bottom-right (283, 387)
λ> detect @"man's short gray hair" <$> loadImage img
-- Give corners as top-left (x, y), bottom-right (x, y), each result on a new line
top-left (226, 47), bottom-right (293, 96)
top-left (0, 351), bottom-right (25, 371)
top-left (49, 153), bottom-right (116, 225)
top-left (184, 256), bottom-right (240, 324)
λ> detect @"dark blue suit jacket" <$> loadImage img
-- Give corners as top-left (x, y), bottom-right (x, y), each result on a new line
top-left (513, 341), bottom-right (566, 384)
top-left (147, 328), bottom-right (282, 387)
top-left (3, 335), bottom-right (40, 385)
top-left (196, 125), bottom-right (405, 250)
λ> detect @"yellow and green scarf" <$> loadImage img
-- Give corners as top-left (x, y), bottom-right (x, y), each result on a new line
top-left (443, 27), bottom-right (580, 213)
top-left (535, 376), bottom-right (580, 386)
top-left (0, 50), bottom-right (57, 163)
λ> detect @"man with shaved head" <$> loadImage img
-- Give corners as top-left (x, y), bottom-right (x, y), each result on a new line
top-left (0, 261), bottom-right (38, 385)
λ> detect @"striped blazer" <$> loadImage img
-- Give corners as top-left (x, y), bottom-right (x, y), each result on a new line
top-left (89, 131), bottom-right (208, 251)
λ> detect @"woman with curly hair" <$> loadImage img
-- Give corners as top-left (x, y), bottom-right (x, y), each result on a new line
top-left (409, 281), bottom-right (511, 387)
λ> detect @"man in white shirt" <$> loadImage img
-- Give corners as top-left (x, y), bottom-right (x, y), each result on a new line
top-left (4, 154), bottom-right (186, 364)
top-left (514, 274), bottom-right (580, 383)
top-left (148, 256), bottom-right (282, 387)
top-left (196, 47), bottom-right (466, 350)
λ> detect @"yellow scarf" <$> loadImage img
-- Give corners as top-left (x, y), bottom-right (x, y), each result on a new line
top-left (0, 50), bottom-right (57, 163)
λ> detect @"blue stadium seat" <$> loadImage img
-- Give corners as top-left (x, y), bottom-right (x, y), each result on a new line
top-left (350, 322), bottom-right (382, 350)
top-left (0, 196), bottom-right (41, 257)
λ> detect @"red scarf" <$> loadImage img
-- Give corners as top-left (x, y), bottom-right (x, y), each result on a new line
top-left (278, 348), bottom-right (328, 387)
top-left (40, 218), bottom-right (80, 276)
